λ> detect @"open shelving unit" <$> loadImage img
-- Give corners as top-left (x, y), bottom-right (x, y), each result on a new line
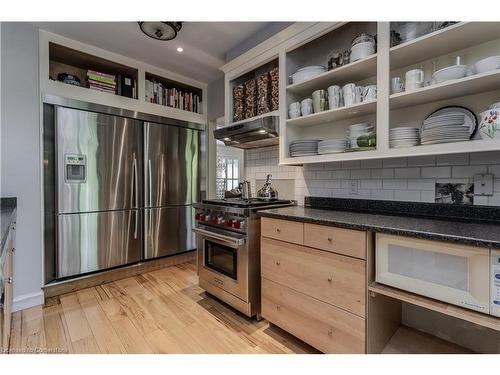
top-left (369, 282), bottom-right (500, 332)
top-left (40, 30), bottom-right (207, 126)
top-left (273, 21), bottom-right (500, 165)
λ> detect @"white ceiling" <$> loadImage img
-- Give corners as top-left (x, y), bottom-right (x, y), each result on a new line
top-left (35, 22), bottom-right (274, 83)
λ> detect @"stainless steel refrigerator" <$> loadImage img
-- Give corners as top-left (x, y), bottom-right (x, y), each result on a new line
top-left (51, 105), bottom-right (200, 280)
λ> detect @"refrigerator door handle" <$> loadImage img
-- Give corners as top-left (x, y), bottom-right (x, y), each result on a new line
top-left (133, 153), bottom-right (139, 239)
top-left (148, 159), bottom-right (152, 207)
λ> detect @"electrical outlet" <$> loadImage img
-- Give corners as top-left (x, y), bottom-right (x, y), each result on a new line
top-left (349, 180), bottom-right (359, 195)
top-left (474, 173), bottom-right (493, 196)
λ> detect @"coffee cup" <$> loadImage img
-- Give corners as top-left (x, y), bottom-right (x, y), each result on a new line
top-left (405, 69), bottom-right (424, 91)
top-left (390, 77), bottom-right (404, 94)
top-left (342, 83), bottom-right (356, 106)
top-left (301, 98), bottom-right (313, 116)
top-left (312, 90), bottom-right (327, 113)
top-left (354, 86), bottom-right (364, 104)
top-left (327, 85), bottom-right (343, 109)
top-left (363, 85), bottom-right (377, 101)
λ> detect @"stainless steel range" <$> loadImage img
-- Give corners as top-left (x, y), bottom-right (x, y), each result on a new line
top-left (193, 198), bottom-right (294, 318)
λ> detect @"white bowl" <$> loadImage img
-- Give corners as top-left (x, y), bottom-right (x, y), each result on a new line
top-left (472, 56), bottom-right (500, 74)
top-left (431, 65), bottom-right (468, 84)
top-left (290, 66), bottom-right (326, 84)
top-left (350, 42), bottom-right (375, 62)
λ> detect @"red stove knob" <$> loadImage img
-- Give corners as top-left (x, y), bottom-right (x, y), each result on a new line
top-left (233, 220), bottom-right (241, 229)
top-left (195, 213), bottom-right (202, 220)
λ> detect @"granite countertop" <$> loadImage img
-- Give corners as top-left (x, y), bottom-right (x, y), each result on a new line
top-left (1, 198), bottom-right (17, 252)
top-left (259, 205), bottom-right (500, 249)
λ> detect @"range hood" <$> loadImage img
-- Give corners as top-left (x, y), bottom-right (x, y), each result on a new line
top-left (214, 115), bottom-right (279, 149)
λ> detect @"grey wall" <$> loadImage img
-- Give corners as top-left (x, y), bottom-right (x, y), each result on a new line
top-left (1, 22), bottom-right (43, 309)
top-left (226, 22), bottom-right (293, 61)
top-left (207, 77), bottom-right (224, 120)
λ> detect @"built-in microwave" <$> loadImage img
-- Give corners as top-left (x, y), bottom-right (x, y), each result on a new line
top-left (376, 233), bottom-right (493, 315)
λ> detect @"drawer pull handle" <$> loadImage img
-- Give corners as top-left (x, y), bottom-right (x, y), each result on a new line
top-left (276, 228), bottom-right (281, 233)
top-left (327, 237), bottom-right (333, 242)
top-left (327, 276), bottom-right (333, 282)
top-left (328, 329), bottom-right (334, 336)
top-left (276, 261), bottom-right (281, 266)
top-left (7, 277), bottom-right (13, 284)
top-left (276, 305), bottom-right (281, 311)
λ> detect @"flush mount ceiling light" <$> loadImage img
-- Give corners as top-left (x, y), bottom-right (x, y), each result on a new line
top-left (138, 22), bottom-right (183, 41)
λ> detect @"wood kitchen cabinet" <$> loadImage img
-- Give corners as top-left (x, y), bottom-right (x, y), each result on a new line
top-left (1, 224), bottom-right (15, 353)
top-left (260, 217), bottom-right (371, 353)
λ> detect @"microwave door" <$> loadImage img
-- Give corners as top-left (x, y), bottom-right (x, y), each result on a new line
top-left (376, 234), bottom-right (490, 313)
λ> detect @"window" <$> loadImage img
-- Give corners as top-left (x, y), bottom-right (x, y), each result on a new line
top-left (216, 156), bottom-right (240, 198)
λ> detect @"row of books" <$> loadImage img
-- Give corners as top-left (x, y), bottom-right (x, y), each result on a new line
top-left (87, 70), bottom-right (116, 94)
top-left (145, 79), bottom-right (202, 114)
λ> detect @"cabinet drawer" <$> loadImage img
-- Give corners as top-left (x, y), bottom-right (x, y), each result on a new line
top-left (261, 237), bottom-right (366, 317)
top-left (261, 217), bottom-right (303, 245)
top-left (262, 278), bottom-right (365, 354)
top-left (304, 223), bottom-right (366, 259)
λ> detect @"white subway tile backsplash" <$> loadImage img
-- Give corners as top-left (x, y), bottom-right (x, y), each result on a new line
top-left (383, 179), bottom-right (407, 189)
top-left (394, 190), bottom-right (421, 202)
top-left (361, 179), bottom-right (383, 189)
top-left (394, 168), bottom-right (420, 179)
top-left (421, 166), bottom-right (451, 178)
top-left (420, 190), bottom-right (435, 203)
top-left (407, 155), bottom-right (436, 167)
top-left (371, 168), bottom-right (394, 179)
top-left (488, 165), bottom-right (500, 176)
top-left (331, 170), bottom-right (351, 179)
top-left (371, 189), bottom-right (394, 200)
top-left (244, 147), bottom-right (500, 206)
top-left (360, 159), bottom-right (383, 169)
top-left (470, 151), bottom-right (500, 165)
top-left (474, 196), bottom-right (490, 205)
top-left (436, 153), bottom-right (469, 166)
top-left (383, 157), bottom-right (407, 168)
top-left (351, 169), bottom-right (372, 179)
top-left (452, 165), bottom-right (488, 178)
top-left (407, 179), bottom-right (435, 190)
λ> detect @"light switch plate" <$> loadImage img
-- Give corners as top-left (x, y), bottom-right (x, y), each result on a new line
top-left (474, 173), bottom-right (493, 196)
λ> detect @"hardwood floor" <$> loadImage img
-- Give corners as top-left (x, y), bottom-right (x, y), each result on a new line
top-left (8, 261), bottom-right (318, 354)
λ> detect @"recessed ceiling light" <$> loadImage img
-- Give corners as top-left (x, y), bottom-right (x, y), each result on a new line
top-left (177, 47), bottom-right (184, 53)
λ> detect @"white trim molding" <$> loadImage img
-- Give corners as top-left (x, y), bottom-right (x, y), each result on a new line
top-left (12, 290), bottom-right (45, 312)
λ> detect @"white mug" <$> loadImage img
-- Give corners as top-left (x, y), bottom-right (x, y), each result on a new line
top-left (327, 85), bottom-right (343, 109)
top-left (390, 77), bottom-right (404, 94)
top-left (363, 85), bottom-right (377, 101)
top-left (288, 109), bottom-right (301, 119)
top-left (312, 90), bottom-right (327, 113)
top-left (342, 83), bottom-right (356, 106)
top-left (289, 102), bottom-right (301, 112)
top-left (301, 98), bottom-right (313, 116)
top-left (354, 86), bottom-right (364, 104)
top-left (405, 69), bottom-right (424, 91)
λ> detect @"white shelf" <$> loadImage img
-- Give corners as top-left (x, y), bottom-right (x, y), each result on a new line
top-left (390, 22), bottom-right (500, 70)
top-left (287, 100), bottom-right (377, 127)
top-left (224, 110), bottom-right (280, 128)
top-left (369, 282), bottom-right (500, 332)
top-left (390, 69), bottom-right (500, 110)
top-left (281, 148), bottom-right (380, 165)
top-left (286, 54), bottom-right (377, 94)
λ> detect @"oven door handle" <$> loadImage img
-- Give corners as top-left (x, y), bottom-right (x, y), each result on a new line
top-left (192, 227), bottom-right (246, 246)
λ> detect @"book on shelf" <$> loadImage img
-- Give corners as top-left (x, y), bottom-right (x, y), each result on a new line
top-left (145, 78), bottom-right (202, 114)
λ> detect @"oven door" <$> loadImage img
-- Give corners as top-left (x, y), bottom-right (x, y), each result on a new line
top-left (376, 233), bottom-right (490, 314)
top-left (194, 226), bottom-right (248, 301)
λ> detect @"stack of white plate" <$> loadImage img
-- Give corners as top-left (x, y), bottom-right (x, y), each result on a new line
top-left (348, 123), bottom-right (373, 149)
top-left (289, 139), bottom-right (321, 157)
top-left (318, 138), bottom-right (348, 154)
top-left (390, 127), bottom-right (420, 148)
top-left (421, 113), bottom-right (470, 145)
